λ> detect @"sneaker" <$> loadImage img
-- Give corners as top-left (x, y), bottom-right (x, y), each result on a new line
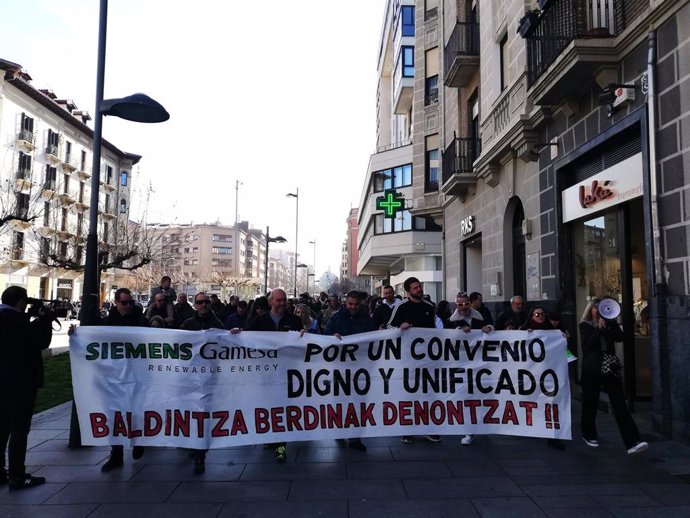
top-left (193, 456), bottom-right (205, 474)
top-left (400, 436), bottom-right (414, 444)
top-left (132, 446), bottom-right (145, 460)
top-left (274, 445), bottom-right (287, 463)
top-left (348, 439), bottom-right (367, 452)
top-left (100, 455), bottom-right (124, 472)
top-left (460, 435), bottom-right (474, 445)
top-left (8, 474), bottom-right (46, 491)
top-left (426, 435), bottom-right (441, 443)
top-left (627, 441), bottom-right (649, 455)
top-left (582, 437), bottom-right (599, 448)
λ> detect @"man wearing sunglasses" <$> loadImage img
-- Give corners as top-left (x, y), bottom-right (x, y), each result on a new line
top-left (449, 292), bottom-right (494, 334)
top-left (99, 288), bottom-right (147, 472)
top-left (180, 292), bottom-right (225, 474)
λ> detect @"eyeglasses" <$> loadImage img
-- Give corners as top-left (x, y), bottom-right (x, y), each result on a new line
top-left (195, 299), bottom-right (211, 305)
top-left (117, 300), bottom-right (134, 306)
top-left (458, 302), bottom-right (470, 307)
top-left (533, 312), bottom-right (545, 317)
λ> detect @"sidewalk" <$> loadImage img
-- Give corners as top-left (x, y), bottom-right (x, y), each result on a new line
top-left (2, 401), bottom-right (689, 518)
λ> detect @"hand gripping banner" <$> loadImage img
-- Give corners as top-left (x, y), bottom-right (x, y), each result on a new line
top-left (69, 327), bottom-right (571, 448)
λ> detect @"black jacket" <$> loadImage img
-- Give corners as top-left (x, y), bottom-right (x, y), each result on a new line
top-left (181, 312), bottom-right (225, 331)
top-left (495, 309), bottom-right (527, 330)
top-left (102, 306), bottom-right (148, 327)
top-left (174, 302), bottom-right (195, 328)
top-left (247, 311), bottom-right (303, 332)
top-left (0, 306), bottom-right (53, 392)
top-left (579, 319), bottom-right (624, 376)
top-left (387, 299), bottom-right (437, 329)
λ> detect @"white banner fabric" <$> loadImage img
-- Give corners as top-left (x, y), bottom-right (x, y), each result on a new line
top-left (69, 327), bottom-right (571, 448)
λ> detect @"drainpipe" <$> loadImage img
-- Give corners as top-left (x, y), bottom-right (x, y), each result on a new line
top-left (646, 30), bottom-right (671, 436)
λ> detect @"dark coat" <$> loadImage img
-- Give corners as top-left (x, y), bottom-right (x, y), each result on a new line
top-left (519, 319), bottom-right (554, 331)
top-left (387, 299), bottom-right (437, 329)
top-left (223, 312), bottom-right (248, 330)
top-left (495, 309), bottom-right (527, 330)
top-left (247, 311), bottom-right (303, 332)
top-left (579, 319), bottom-right (624, 376)
top-left (102, 306), bottom-right (148, 327)
top-left (174, 302), bottom-right (195, 328)
top-left (0, 306), bottom-right (53, 392)
top-left (181, 312), bottom-right (225, 331)
top-left (324, 308), bottom-right (376, 336)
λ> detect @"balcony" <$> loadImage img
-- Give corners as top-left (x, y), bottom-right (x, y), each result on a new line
top-left (358, 230), bottom-right (443, 277)
top-left (101, 180), bottom-right (117, 192)
top-left (57, 191), bottom-right (76, 206)
top-left (72, 200), bottom-right (89, 213)
top-left (16, 129), bottom-right (36, 151)
top-left (524, 0), bottom-right (631, 105)
top-left (45, 144), bottom-right (60, 164)
top-left (15, 168), bottom-right (33, 193)
top-left (441, 136), bottom-right (481, 198)
top-left (63, 158), bottom-right (77, 172)
top-left (6, 209), bottom-right (31, 231)
top-left (444, 21), bottom-right (479, 88)
top-left (36, 225), bottom-right (56, 237)
top-left (76, 167), bottom-right (91, 180)
top-left (41, 181), bottom-right (58, 199)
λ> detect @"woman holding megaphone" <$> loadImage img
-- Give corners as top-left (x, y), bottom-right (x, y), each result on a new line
top-left (579, 299), bottom-right (648, 455)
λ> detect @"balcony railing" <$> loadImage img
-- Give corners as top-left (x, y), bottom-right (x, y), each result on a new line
top-left (46, 144), bottom-right (59, 157)
top-left (526, 0), bottom-right (625, 87)
top-left (375, 139), bottom-right (412, 154)
top-left (444, 21), bottom-right (479, 87)
top-left (442, 137), bottom-right (481, 185)
top-left (16, 167), bottom-right (31, 180)
top-left (17, 129), bottom-right (35, 146)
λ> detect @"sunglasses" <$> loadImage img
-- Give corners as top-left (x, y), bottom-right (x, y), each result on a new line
top-left (117, 300), bottom-right (134, 306)
top-left (458, 302), bottom-right (470, 307)
top-left (195, 299), bottom-right (211, 305)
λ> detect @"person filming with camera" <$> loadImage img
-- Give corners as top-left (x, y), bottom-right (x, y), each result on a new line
top-left (579, 298), bottom-right (648, 455)
top-left (0, 286), bottom-right (54, 490)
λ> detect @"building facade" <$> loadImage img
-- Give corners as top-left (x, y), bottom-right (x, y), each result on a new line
top-left (0, 58), bottom-right (139, 303)
top-left (357, 0), bottom-right (444, 300)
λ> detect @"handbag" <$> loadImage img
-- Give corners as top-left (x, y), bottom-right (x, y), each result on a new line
top-left (601, 351), bottom-right (622, 377)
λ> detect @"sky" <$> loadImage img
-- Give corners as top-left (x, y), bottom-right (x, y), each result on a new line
top-left (0, 0), bottom-right (385, 278)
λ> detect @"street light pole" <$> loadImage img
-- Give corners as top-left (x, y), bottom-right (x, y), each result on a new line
top-left (264, 226), bottom-right (286, 294)
top-left (286, 188), bottom-right (299, 298)
top-left (72, 0), bottom-right (169, 449)
top-left (309, 239), bottom-right (316, 279)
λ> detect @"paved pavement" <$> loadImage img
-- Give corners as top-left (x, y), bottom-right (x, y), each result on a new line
top-left (2, 398), bottom-right (690, 518)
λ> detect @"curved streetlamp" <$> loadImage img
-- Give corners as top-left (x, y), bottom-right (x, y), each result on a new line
top-left (72, 0), bottom-right (168, 448)
top-left (264, 226), bottom-right (287, 293)
top-left (286, 188), bottom-right (299, 297)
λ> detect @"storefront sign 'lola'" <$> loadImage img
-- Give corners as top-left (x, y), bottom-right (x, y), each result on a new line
top-left (579, 180), bottom-right (613, 208)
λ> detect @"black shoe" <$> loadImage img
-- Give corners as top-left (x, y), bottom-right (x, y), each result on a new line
top-left (8, 474), bottom-right (46, 491)
top-left (547, 438), bottom-right (566, 451)
top-left (132, 446), bottom-right (145, 460)
top-left (0, 468), bottom-right (7, 485)
top-left (349, 439), bottom-right (367, 452)
top-left (101, 456), bottom-right (124, 472)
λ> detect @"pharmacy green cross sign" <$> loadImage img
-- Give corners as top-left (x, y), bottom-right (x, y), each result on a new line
top-left (376, 189), bottom-right (405, 218)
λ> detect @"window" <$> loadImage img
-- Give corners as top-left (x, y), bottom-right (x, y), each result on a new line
top-left (401, 5), bottom-right (415, 36)
top-left (425, 75), bottom-right (439, 105)
top-left (106, 165), bottom-right (113, 184)
top-left (45, 165), bottom-right (57, 189)
top-left (12, 232), bottom-right (24, 260)
top-left (76, 245), bottom-right (83, 263)
top-left (43, 201), bottom-right (51, 226)
top-left (47, 129), bottom-right (59, 154)
top-left (425, 134), bottom-right (439, 192)
top-left (212, 234), bottom-right (233, 242)
top-left (104, 194), bottom-right (110, 213)
top-left (77, 214), bottom-right (84, 235)
top-left (20, 113), bottom-right (34, 141)
top-left (500, 33), bottom-right (509, 91)
top-left (65, 141), bottom-right (72, 164)
top-left (401, 46), bottom-right (414, 77)
top-left (17, 152), bottom-right (32, 179)
top-left (41, 238), bottom-right (50, 261)
top-left (63, 173), bottom-right (70, 194)
top-left (374, 164), bottom-right (413, 192)
top-left (61, 208), bottom-right (69, 231)
top-left (59, 241), bottom-right (69, 259)
top-left (119, 199), bottom-right (127, 214)
top-left (16, 193), bottom-right (30, 216)
top-left (80, 150), bottom-right (87, 171)
top-left (212, 247), bottom-right (233, 255)
top-left (79, 182), bottom-right (85, 203)
top-left (120, 171), bottom-right (128, 186)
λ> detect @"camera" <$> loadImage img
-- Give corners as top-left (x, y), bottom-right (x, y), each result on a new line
top-left (26, 297), bottom-right (59, 324)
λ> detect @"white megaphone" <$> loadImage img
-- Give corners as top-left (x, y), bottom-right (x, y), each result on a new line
top-left (598, 298), bottom-right (621, 320)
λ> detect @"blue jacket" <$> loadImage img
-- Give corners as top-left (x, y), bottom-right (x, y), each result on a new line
top-left (324, 308), bottom-right (376, 336)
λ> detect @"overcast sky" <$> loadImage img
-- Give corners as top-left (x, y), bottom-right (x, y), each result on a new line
top-left (1, 0), bottom-right (384, 278)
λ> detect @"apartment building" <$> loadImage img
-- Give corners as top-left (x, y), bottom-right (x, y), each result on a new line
top-left (146, 221), bottom-right (269, 299)
top-left (357, 0), bottom-right (444, 300)
top-left (0, 58), bottom-right (139, 303)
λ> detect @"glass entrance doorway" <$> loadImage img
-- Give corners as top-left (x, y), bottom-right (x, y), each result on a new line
top-left (572, 198), bottom-right (649, 401)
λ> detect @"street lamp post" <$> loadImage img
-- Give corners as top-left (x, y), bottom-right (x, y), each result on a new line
top-left (307, 273), bottom-right (315, 295)
top-left (264, 226), bottom-right (286, 294)
top-left (72, 0), bottom-right (169, 448)
top-left (286, 188), bottom-right (299, 298)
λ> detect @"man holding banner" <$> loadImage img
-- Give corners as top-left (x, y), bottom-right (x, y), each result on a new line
top-left (324, 290), bottom-right (377, 452)
top-left (387, 277), bottom-right (443, 444)
top-left (245, 289), bottom-right (302, 462)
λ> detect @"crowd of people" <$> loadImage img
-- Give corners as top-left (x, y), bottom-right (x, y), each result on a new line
top-left (0, 274), bottom-right (648, 490)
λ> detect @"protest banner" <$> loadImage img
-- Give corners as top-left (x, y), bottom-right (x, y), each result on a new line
top-left (69, 327), bottom-right (571, 448)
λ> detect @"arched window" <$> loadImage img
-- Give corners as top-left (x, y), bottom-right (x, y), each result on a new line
top-left (120, 171), bottom-right (128, 186)
top-left (119, 199), bottom-right (127, 214)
